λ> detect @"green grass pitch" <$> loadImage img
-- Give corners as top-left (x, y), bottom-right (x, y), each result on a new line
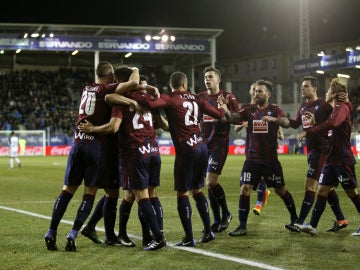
top-left (1, 155), bottom-right (359, 270)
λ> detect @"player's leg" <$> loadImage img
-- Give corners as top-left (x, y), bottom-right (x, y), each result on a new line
top-left (81, 195), bottom-right (105, 244)
top-left (44, 185), bottom-right (77, 250)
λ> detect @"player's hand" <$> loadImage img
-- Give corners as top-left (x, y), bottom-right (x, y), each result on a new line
top-left (297, 131), bottom-right (306, 142)
top-left (337, 92), bottom-right (349, 103)
top-left (78, 120), bottom-right (94, 133)
top-left (217, 95), bottom-right (227, 106)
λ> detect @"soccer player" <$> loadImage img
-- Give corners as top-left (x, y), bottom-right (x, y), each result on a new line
top-left (234, 83), bottom-right (271, 216)
top-left (285, 76), bottom-right (347, 233)
top-left (115, 74), bottom-right (166, 247)
top-left (197, 66), bottom-right (237, 232)
top-left (220, 79), bottom-right (298, 236)
top-left (107, 68), bottom-right (168, 251)
top-left (296, 78), bottom-right (360, 236)
top-left (44, 62), bottom-right (139, 251)
top-left (8, 131), bottom-right (21, 168)
top-left (136, 71), bottom-right (226, 246)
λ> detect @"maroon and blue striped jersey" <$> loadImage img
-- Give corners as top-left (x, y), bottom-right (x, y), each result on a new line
top-left (289, 98), bottom-right (332, 153)
top-left (307, 102), bottom-right (355, 166)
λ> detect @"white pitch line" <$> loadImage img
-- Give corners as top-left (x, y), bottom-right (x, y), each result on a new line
top-left (0, 205), bottom-right (285, 270)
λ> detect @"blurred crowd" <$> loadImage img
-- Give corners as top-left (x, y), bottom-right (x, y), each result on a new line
top-left (0, 68), bottom-right (93, 136)
top-left (1, 68), bottom-right (360, 136)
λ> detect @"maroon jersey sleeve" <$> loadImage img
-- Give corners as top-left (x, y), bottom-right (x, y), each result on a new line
top-left (289, 104), bottom-right (303, 129)
top-left (307, 102), bottom-right (349, 135)
top-left (196, 95), bottom-right (225, 119)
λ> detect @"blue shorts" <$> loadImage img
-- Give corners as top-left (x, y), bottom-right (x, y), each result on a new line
top-left (174, 142), bottom-right (208, 192)
top-left (240, 159), bottom-right (285, 188)
top-left (64, 142), bottom-right (104, 187)
top-left (319, 164), bottom-right (358, 189)
top-left (307, 150), bottom-right (327, 180)
top-left (125, 146), bottom-right (161, 191)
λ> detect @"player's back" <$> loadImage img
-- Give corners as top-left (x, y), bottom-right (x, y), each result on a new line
top-left (162, 91), bottom-right (204, 152)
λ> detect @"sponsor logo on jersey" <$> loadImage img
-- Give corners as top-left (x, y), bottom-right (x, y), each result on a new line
top-left (252, 120), bottom-right (268, 133)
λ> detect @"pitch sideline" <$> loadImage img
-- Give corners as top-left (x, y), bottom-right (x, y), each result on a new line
top-left (0, 205), bottom-right (285, 270)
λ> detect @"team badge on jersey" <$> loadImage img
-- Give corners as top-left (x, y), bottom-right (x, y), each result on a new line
top-left (252, 120), bottom-right (268, 133)
top-left (301, 115), bottom-right (312, 129)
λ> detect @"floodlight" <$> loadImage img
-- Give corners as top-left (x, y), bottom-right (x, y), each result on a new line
top-left (337, 73), bottom-right (350, 79)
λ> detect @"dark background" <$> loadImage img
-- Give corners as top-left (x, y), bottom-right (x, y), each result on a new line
top-left (2, 0), bottom-right (360, 60)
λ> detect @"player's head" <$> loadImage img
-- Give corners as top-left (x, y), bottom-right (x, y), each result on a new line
top-left (96, 61), bottom-right (114, 83)
top-left (140, 75), bottom-right (149, 84)
top-left (11, 131), bottom-right (15, 136)
top-left (301, 76), bottom-right (319, 99)
top-left (326, 78), bottom-right (347, 103)
top-left (254, 79), bottom-right (272, 106)
top-left (249, 82), bottom-right (256, 103)
top-left (170, 71), bottom-right (188, 91)
top-left (203, 66), bottom-right (221, 91)
top-left (114, 66), bottom-right (133, 83)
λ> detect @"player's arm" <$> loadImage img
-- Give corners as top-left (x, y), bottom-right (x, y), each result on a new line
top-left (114, 67), bottom-right (140, 94)
top-left (234, 121), bottom-right (248, 132)
top-left (78, 117), bottom-right (122, 134)
top-left (105, 94), bottom-right (144, 112)
top-left (262, 116), bottom-right (290, 128)
top-left (153, 111), bottom-right (169, 131)
top-left (197, 96), bottom-right (225, 119)
top-left (136, 94), bottom-right (168, 110)
top-left (288, 107), bottom-right (302, 129)
top-left (278, 126), bottom-right (285, 140)
top-left (134, 83), bottom-right (160, 98)
top-left (301, 103), bottom-right (349, 139)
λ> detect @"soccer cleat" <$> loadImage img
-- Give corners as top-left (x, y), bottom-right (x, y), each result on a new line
top-left (105, 238), bottom-right (122, 246)
top-left (44, 235), bottom-right (58, 251)
top-left (211, 222), bottom-right (221, 232)
top-left (262, 189), bottom-right (270, 206)
top-left (296, 223), bottom-right (317, 236)
top-left (174, 238), bottom-right (196, 247)
top-left (218, 213), bottom-right (233, 231)
top-left (81, 226), bottom-right (104, 244)
top-left (327, 220), bottom-right (348, 232)
top-left (199, 231), bottom-right (215, 243)
top-left (143, 238), bottom-right (166, 251)
top-left (351, 226), bottom-right (360, 236)
top-left (142, 236), bottom-right (153, 247)
top-left (118, 234), bottom-right (136, 247)
top-left (285, 223), bottom-right (301, 233)
top-left (65, 238), bottom-right (76, 251)
top-left (228, 226), bottom-right (247, 236)
top-left (252, 205), bottom-right (262, 216)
